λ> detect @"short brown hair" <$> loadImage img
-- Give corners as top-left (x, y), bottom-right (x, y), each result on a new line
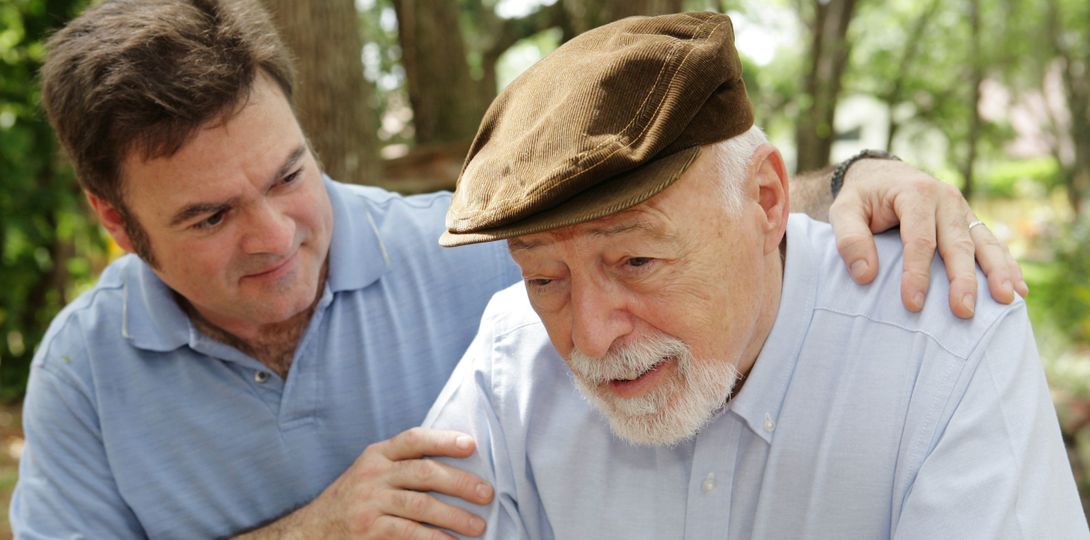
top-left (41, 0), bottom-right (295, 261)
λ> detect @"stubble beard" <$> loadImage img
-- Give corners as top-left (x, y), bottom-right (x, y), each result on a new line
top-left (568, 333), bottom-right (741, 447)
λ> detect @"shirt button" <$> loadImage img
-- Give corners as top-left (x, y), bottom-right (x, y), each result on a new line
top-left (702, 473), bottom-right (717, 494)
top-left (254, 371), bottom-right (270, 383)
top-left (763, 414), bottom-right (776, 433)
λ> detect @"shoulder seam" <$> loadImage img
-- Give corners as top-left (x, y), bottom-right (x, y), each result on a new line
top-left (812, 304), bottom-right (1019, 361)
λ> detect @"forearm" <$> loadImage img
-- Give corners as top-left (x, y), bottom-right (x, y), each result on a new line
top-left (787, 165), bottom-right (835, 222)
top-left (232, 506), bottom-right (318, 540)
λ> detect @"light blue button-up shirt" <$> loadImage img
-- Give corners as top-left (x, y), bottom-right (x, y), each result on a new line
top-left (11, 179), bottom-right (522, 539)
top-left (425, 214), bottom-right (1088, 539)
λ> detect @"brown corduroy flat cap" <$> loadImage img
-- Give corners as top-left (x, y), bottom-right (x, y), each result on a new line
top-left (440, 12), bottom-right (753, 247)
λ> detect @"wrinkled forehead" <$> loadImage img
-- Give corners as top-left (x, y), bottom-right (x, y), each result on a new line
top-left (506, 204), bottom-right (680, 255)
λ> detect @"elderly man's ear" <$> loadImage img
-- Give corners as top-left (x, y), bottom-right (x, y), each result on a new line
top-left (749, 144), bottom-right (790, 255)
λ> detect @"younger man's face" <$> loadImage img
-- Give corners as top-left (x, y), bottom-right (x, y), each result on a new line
top-left (95, 74), bottom-right (334, 338)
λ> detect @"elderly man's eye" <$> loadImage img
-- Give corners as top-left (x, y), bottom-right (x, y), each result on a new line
top-left (527, 278), bottom-right (553, 287)
top-left (282, 169), bottom-right (303, 184)
top-left (627, 257), bottom-right (652, 267)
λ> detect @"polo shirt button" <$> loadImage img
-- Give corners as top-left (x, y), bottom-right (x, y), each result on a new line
top-left (254, 371), bottom-right (270, 383)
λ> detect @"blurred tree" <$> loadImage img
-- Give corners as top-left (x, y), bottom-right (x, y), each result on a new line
top-left (794, 0), bottom-right (858, 171)
top-left (371, 0), bottom-right (691, 191)
top-left (556, 0), bottom-right (684, 40)
top-left (388, 0), bottom-right (683, 148)
top-left (1044, 0), bottom-right (1090, 216)
top-left (262, 0), bottom-right (381, 184)
top-left (461, 0), bottom-right (566, 108)
top-left (866, 0), bottom-right (942, 154)
top-left (0, 0), bottom-right (102, 401)
top-left (849, 0), bottom-right (1012, 197)
top-left (392, 0), bottom-right (486, 145)
top-left (961, 0), bottom-right (984, 199)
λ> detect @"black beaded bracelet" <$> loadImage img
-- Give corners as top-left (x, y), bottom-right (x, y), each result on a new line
top-left (830, 149), bottom-right (900, 198)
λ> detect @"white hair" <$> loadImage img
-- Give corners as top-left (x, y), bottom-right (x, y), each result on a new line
top-left (707, 125), bottom-right (769, 215)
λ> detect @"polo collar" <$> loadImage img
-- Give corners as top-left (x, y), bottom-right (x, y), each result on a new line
top-left (324, 177), bottom-right (390, 293)
top-left (122, 177), bottom-right (389, 352)
top-left (728, 215), bottom-right (819, 444)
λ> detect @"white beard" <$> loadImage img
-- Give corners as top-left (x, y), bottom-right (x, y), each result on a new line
top-left (567, 333), bottom-right (742, 446)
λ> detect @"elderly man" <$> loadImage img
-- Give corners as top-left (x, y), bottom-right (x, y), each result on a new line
top-left (425, 12), bottom-right (1088, 539)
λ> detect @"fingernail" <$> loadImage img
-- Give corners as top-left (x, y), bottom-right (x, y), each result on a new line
top-left (476, 482), bottom-right (492, 500)
top-left (962, 294), bottom-right (975, 315)
top-left (913, 292), bottom-right (924, 310)
top-left (469, 515), bottom-right (486, 533)
top-left (1018, 280), bottom-right (1029, 296)
top-left (850, 260), bottom-right (869, 280)
top-left (455, 435), bottom-right (473, 450)
top-left (1002, 280), bottom-right (1014, 302)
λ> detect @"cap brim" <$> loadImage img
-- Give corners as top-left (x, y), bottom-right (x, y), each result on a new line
top-left (440, 146), bottom-right (701, 247)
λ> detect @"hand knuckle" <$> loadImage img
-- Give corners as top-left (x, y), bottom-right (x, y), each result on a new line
top-left (938, 182), bottom-right (961, 199)
top-left (354, 508), bottom-right (382, 534)
top-left (911, 179), bottom-right (938, 198)
top-left (985, 237), bottom-right (1007, 252)
top-left (835, 233), bottom-right (867, 253)
top-left (948, 238), bottom-right (975, 255)
top-left (354, 456), bottom-right (387, 479)
top-left (411, 526), bottom-right (445, 540)
top-left (829, 197), bottom-right (851, 214)
top-left (375, 515), bottom-right (414, 538)
top-left (904, 269), bottom-right (930, 283)
top-left (399, 427), bottom-right (423, 446)
top-left (395, 490), bottom-right (430, 515)
top-left (907, 236), bottom-right (936, 254)
top-left (412, 459), bottom-right (438, 482)
top-left (361, 441), bottom-right (385, 461)
top-left (453, 471), bottom-right (477, 493)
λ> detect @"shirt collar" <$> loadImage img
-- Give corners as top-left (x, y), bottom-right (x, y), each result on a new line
top-left (123, 176), bottom-right (389, 351)
top-left (324, 176), bottom-right (389, 293)
top-left (728, 214), bottom-right (818, 443)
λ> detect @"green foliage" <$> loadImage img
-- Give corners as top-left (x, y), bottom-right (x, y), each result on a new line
top-left (0, 0), bottom-right (103, 402)
top-left (977, 158), bottom-right (1064, 198)
top-left (1026, 216), bottom-right (1090, 347)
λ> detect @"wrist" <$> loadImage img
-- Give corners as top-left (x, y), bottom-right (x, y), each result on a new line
top-left (830, 149), bottom-right (899, 198)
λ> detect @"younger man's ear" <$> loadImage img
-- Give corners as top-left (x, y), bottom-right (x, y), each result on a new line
top-left (85, 192), bottom-right (135, 253)
top-left (750, 144), bottom-right (790, 255)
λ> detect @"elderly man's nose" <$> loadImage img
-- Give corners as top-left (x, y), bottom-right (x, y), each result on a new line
top-left (570, 283), bottom-right (633, 359)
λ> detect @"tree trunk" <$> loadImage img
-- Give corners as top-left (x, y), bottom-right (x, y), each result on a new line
top-left (1046, 0), bottom-right (1090, 216)
top-left (960, 0), bottom-right (983, 200)
top-left (882, 0), bottom-right (943, 152)
top-left (795, 0), bottom-right (857, 172)
top-left (558, 0), bottom-right (685, 40)
top-left (262, 0), bottom-right (380, 184)
top-left (392, 0), bottom-right (487, 145)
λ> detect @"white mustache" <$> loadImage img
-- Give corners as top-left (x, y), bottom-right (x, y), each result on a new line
top-left (569, 334), bottom-right (690, 385)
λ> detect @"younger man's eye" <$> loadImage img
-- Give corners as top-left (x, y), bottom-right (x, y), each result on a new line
top-left (194, 210), bottom-right (226, 230)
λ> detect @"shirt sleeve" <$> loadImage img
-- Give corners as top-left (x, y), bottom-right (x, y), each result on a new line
top-left (893, 305), bottom-right (1090, 540)
top-left (11, 358), bottom-right (145, 538)
top-left (422, 311), bottom-right (534, 540)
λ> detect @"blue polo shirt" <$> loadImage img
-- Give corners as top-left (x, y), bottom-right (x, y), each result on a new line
top-left (11, 179), bottom-right (522, 539)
